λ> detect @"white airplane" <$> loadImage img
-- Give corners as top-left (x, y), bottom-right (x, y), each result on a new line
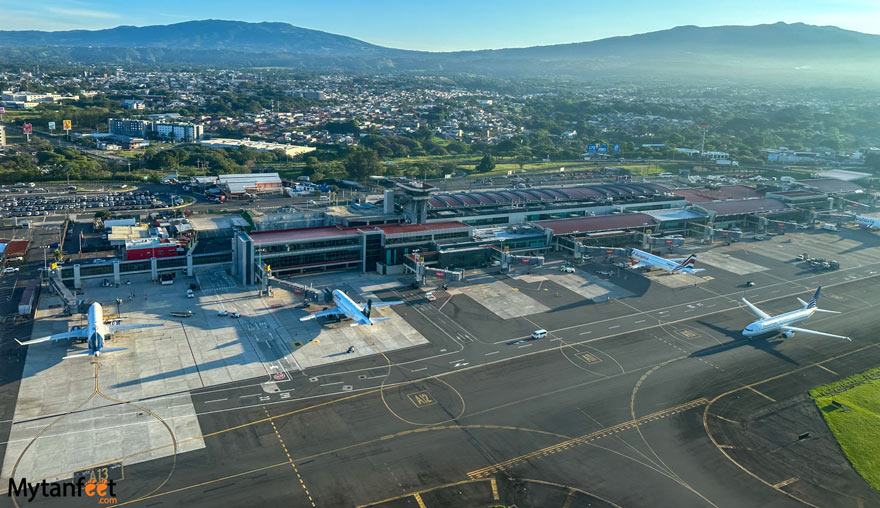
top-left (16, 302), bottom-right (165, 358)
top-left (629, 248), bottom-right (704, 275)
top-left (300, 289), bottom-right (403, 327)
top-left (855, 215), bottom-right (880, 229)
top-left (741, 286), bottom-right (850, 341)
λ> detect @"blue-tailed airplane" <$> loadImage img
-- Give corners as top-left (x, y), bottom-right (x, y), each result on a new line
top-left (629, 248), bottom-right (704, 275)
top-left (300, 289), bottom-right (403, 327)
top-left (741, 286), bottom-right (850, 341)
top-left (16, 302), bottom-right (164, 358)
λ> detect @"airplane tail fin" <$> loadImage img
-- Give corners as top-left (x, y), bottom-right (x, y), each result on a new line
top-left (364, 299), bottom-right (372, 318)
top-left (673, 254), bottom-right (697, 272)
top-left (807, 286), bottom-right (821, 309)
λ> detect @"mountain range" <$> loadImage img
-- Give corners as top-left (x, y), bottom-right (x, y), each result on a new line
top-left (0, 20), bottom-right (877, 84)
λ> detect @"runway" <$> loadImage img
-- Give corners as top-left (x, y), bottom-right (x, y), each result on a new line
top-left (5, 231), bottom-right (880, 507)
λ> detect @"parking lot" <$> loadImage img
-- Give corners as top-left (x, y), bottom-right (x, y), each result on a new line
top-left (0, 186), bottom-right (173, 219)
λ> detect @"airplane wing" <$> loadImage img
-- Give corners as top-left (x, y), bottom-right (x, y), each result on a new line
top-left (631, 262), bottom-right (648, 269)
top-left (299, 307), bottom-right (344, 322)
top-left (109, 322), bottom-right (165, 333)
top-left (368, 300), bottom-right (403, 309)
top-left (680, 268), bottom-right (705, 274)
top-left (741, 295), bottom-right (771, 319)
top-left (781, 326), bottom-right (851, 341)
top-left (16, 328), bottom-right (88, 346)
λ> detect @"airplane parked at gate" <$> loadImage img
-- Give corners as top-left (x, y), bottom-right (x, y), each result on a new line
top-left (855, 215), bottom-right (880, 230)
top-left (300, 289), bottom-right (403, 327)
top-left (629, 248), bottom-right (705, 274)
top-left (741, 286), bottom-right (850, 341)
top-left (15, 302), bottom-right (164, 358)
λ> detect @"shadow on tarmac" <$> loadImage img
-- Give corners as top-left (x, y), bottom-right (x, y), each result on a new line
top-left (690, 320), bottom-right (800, 365)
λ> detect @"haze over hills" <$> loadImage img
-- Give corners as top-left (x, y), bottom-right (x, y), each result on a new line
top-left (0, 20), bottom-right (877, 85)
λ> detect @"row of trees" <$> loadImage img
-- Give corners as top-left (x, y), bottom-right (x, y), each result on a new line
top-left (142, 144), bottom-right (290, 174)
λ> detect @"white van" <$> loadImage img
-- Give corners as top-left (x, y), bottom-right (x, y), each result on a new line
top-left (531, 329), bottom-right (548, 339)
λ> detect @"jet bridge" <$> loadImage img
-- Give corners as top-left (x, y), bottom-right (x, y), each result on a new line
top-left (49, 269), bottom-right (77, 315)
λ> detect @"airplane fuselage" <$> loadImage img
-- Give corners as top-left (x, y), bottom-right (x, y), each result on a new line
top-left (332, 289), bottom-right (372, 325)
top-left (87, 302), bottom-right (110, 355)
top-left (631, 249), bottom-right (694, 274)
top-left (856, 215), bottom-right (880, 229)
top-left (743, 307), bottom-right (815, 337)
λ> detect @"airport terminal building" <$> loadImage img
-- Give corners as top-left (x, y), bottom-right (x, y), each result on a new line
top-left (57, 178), bottom-right (844, 288)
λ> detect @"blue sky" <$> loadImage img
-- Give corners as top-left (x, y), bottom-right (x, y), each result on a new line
top-left (2, 0), bottom-right (879, 51)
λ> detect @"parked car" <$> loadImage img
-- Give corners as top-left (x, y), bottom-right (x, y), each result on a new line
top-left (217, 310), bottom-right (229, 317)
top-left (425, 292), bottom-right (436, 302)
top-left (230, 312), bottom-right (241, 318)
top-left (561, 265), bottom-right (576, 273)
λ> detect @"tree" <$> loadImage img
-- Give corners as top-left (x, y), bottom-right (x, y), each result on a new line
top-left (476, 153), bottom-right (496, 172)
top-left (343, 149), bottom-right (382, 181)
top-left (515, 154), bottom-right (530, 170)
top-left (866, 151), bottom-right (880, 172)
top-left (53, 248), bottom-right (63, 262)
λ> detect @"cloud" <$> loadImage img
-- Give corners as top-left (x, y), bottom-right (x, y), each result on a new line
top-left (46, 6), bottom-right (120, 19)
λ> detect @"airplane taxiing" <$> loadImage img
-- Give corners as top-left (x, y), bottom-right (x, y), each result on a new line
top-left (629, 248), bottom-right (705, 275)
top-left (300, 289), bottom-right (403, 327)
top-left (741, 286), bottom-right (850, 341)
top-left (16, 302), bottom-right (165, 358)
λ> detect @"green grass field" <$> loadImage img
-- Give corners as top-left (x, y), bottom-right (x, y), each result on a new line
top-left (811, 366), bottom-right (880, 490)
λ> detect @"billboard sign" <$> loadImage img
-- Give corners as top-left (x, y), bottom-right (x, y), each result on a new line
top-left (22, 123), bottom-right (32, 134)
top-left (605, 249), bottom-right (614, 255)
top-left (598, 144), bottom-right (608, 154)
top-left (48, 121), bottom-right (56, 130)
top-left (520, 258), bottom-right (530, 264)
top-left (587, 144), bottom-right (597, 153)
top-left (613, 144), bottom-right (620, 153)
top-left (434, 271), bottom-right (445, 278)
top-left (63, 119), bottom-right (72, 131)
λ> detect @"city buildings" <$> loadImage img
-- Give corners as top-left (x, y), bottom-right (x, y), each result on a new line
top-left (108, 119), bottom-right (151, 138)
top-left (154, 122), bottom-right (203, 142)
top-left (107, 118), bottom-right (204, 141)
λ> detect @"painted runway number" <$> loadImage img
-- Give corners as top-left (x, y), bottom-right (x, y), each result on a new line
top-left (408, 390), bottom-right (436, 408)
top-left (580, 352), bottom-right (602, 364)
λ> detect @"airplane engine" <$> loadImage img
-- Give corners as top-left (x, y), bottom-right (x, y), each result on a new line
top-left (782, 330), bottom-right (795, 339)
